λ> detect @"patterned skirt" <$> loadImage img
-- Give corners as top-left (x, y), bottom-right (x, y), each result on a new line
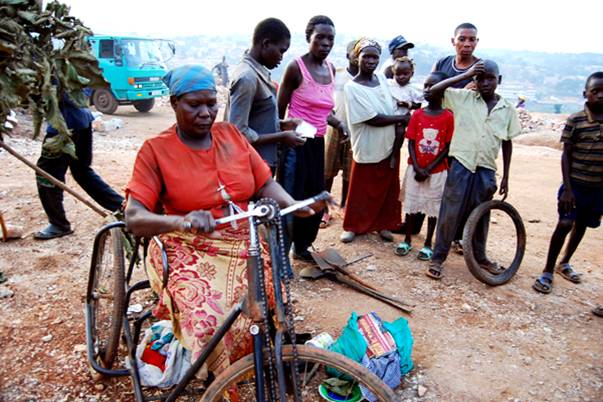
top-left (146, 224), bottom-right (273, 376)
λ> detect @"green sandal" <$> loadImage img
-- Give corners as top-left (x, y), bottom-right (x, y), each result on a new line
top-left (417, 246), bottom-right (433, 261)
top-left (394, 242), bottom-right (412, 256)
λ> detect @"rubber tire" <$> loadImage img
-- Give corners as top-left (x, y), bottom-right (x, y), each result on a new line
top-left (200, 344), bottom-right (398, 401)
top-left (92, 89), bottom-right (119, 115)
top-left (133, 98), bottom-right (155, 113)
top-left (463, 200), bottom-right (526, 286)
top-left (89, 227), bottom-right (125, 370)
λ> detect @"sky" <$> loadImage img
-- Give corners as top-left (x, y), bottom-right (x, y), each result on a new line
top-left (59, 0), bottom-right (602, 54)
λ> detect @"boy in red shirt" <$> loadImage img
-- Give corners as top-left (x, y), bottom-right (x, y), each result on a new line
top-left (395, 72), bottom-right (454, 260)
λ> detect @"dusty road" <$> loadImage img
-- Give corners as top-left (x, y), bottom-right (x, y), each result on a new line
top-left (0, 104), bottom-right (601, 401)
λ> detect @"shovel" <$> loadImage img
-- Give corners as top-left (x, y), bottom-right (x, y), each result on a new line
top-left (303, 250), bottom-right (413, 314)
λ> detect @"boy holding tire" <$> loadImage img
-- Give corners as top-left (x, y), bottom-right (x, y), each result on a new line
top-left (423, 60), bottom-right (521, 279)
top-left (533, 72), bottom-right (603, 294)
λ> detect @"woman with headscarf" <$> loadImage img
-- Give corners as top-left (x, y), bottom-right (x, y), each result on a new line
top-left (125, 65), bottom-right (322, 375)
top-left (277, 15), bottom-right (346, 260)
top-left (340, 39), bottom-right (410, 244)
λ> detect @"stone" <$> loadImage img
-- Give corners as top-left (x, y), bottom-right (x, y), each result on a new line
top-left (42, 334), bottom-right (53, 342)
top-left (73, 344), bottom-right (87, 353)
top-left (417, 385), bottom-right (427, 397)
top-left (0, 287), bottom-right (14, 298)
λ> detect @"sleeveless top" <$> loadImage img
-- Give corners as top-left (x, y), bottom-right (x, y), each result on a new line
top-left (433, 55), bottom-right (481, 89)
top-left (287, 57), bottom-right (336, 137)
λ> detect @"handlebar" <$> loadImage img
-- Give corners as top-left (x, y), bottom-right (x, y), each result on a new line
top-left (214, 191), bottom-right (330, 226)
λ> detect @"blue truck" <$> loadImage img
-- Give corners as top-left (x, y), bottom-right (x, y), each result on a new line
top-left (87, 36), bottom-right (174, 114)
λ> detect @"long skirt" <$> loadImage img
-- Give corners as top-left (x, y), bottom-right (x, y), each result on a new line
top-left (147, 224), bottom-right (273, 376)
top-left (343, 157), bottom-right (402, 233)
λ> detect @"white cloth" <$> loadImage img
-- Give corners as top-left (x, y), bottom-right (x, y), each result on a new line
top-left (344, 74), bottom-right (396, 163)
top-left (387, 80), bottom-right (424, 115)
top-left (402, 165), bottom-right (447, 218)
top-left (379, 58), bottom-right (394, 75)
top-left (334, 67), bottom-right (354, 121)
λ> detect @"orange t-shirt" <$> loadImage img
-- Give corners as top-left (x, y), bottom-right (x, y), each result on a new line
top-left (126, 122), bottom-right (272, 217)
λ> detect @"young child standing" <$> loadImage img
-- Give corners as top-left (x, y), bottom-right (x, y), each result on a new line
top-left (533, 72), bottom-right (603, 294)
top-left (387, 57), bottom-right (423, 116)
top-left (394, 72), bottom-right (454, 260)
top-left (425, 60), bottom-right (522, 279)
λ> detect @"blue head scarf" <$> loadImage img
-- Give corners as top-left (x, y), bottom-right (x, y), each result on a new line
top-left (162, 65), bottom-right (216, 97)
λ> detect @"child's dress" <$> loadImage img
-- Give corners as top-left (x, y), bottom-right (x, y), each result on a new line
top-left (387, 79), bottom-right (423, 115)
top-left (403, 108), bottom-right (454, 218)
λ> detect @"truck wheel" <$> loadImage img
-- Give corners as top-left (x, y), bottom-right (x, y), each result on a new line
top-left (133, 98), bottom-right (155, 113)
top-left (92, 89), bottom-right (118, 115)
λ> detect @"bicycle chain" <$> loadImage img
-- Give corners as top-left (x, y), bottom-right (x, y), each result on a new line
top-left (250, 213), bottom-right (278, 401)
top-left (260, 199), bottom-right (302, 401)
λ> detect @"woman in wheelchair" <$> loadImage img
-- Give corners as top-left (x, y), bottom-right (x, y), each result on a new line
top-left (124, 65), bottom-right (318, 376)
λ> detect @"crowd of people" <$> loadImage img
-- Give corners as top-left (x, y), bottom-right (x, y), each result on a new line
top-left (8, 15), bottom-right (600, 376)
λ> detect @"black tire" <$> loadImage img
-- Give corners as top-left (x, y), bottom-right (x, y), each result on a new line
top-left (88, 227), bottom-right (125, 370)
top-left (200, 344), bottom-right (398, 401)
top-left (92, 88), bottom-right (119, 115)
top-left (133, 98), bottom-right (155, 113)
top-left (463, 200), bottom-right (526, 286)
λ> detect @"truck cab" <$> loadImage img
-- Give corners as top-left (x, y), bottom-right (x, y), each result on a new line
top-left (88, 36), bottom-right (174, 114)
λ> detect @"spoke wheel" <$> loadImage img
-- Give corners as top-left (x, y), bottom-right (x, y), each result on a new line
top-left (88, 227), bottom-right (125, 370)
top-left (200, 345), bottom-right (398, 401)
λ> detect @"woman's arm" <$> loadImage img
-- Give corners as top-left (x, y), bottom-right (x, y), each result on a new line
top-left (125, 198), bottom-right (215, 238)
top-left (365, 113), bottom-right (409, 127)
top-left (256, 178), bottom-right (329, 217)
top-left (277, 61), bottom-right (303, 120)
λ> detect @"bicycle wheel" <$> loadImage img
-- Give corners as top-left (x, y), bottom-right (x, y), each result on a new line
top-left (88, 226), bottom-right (126, 370)
top-left (200, 344), bottom-right (398, 401)
top-left (463, 200), bottom-right (526, 286)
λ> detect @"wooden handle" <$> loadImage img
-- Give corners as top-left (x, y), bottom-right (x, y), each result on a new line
top-left (0, 140), bottom-right (108, 217)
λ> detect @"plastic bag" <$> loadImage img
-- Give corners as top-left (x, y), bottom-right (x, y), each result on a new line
top-left (128, 320), bottom-right (192, 388)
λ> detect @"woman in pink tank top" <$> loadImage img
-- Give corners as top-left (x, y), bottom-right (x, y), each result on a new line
top-left (277, 15), bottom-right (347, 260)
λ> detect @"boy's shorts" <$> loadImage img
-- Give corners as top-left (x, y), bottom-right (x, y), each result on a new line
top-left (557, 182), bottom-right (603, 228)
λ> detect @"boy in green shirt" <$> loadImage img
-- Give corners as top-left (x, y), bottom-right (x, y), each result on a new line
top-left (425, 60), bottom-right (521, 279)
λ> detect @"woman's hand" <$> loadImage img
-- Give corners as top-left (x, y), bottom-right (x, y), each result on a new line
top-left (282, 131), bottom-right (306, 147)
top-left (292, 194), bottom-right (335, 218)
top-left (280, 118), bottom-right (302, 131)
top-left (338, 121), bottom-right (350, 144)
top-left (182, 210), bottom-right (216, 233)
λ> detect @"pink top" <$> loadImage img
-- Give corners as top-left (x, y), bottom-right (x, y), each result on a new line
top-left (287, 57), bottom-right (335, 137)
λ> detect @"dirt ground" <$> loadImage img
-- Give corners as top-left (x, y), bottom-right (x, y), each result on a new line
top-left (0, 104), bottom-right (601, 402)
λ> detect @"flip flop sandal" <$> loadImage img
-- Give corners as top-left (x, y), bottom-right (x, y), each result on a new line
top-left (592, 306), bottom-right (603, 317)
top-left (556, 263), bottom-right (582, 284)
top-left (532, 272), bottom-right (553, 294)
top-left (319, 213), bottom-right (332, 229)
top-left (417, 246), bottom-right (433, 261)
top-left (426, 262), bottom-right (444, 280)
top-left (452, 240), bottom-right (464, 255)
top-left (479, 260), bottom-right (505, 275)
top-left (33, 225), bottom-right (74, 240)
top-left (394, 242), bottom-right (412, 256)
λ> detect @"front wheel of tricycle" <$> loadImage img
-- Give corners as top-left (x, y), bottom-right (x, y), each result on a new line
top-left (200, 344), bottom-right (398, 401)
